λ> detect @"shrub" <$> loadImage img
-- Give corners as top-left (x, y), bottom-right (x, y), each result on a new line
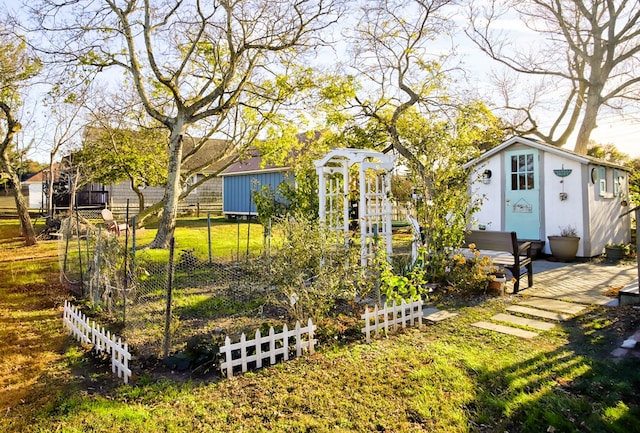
top-left (444, 243), bottom-right (496, 295)
top-left (373, 246), bottom-right (429, 304)
top-left (267, 215), bottom-right (361, 323)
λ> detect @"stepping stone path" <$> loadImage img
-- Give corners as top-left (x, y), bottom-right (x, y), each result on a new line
top-left (472, 321), bottom-right (539, 339)
top-left (472, 297), bottom-right (588, 339)
top-left (518, 298), bottom-right (587, 315)
top-left (423, 307), bottom-right (458, 322)
top-left (506, 305), bottom-right (573, 321)
top-left (491, 313), bottom-right (556, 331)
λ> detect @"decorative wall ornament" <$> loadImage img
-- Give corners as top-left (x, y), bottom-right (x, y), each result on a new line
top-left (554, 164), bottom-right (571, 200)
top-left (513, 198), bottom-right (532, 213)
top-left (553, 164), bottom-right (572, 177)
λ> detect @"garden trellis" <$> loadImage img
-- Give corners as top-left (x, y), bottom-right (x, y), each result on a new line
top-left (315, 149), bottom-right (396, 265)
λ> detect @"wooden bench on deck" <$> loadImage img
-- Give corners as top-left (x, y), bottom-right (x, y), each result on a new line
top-left (463, 230), bottom-right (533, 294)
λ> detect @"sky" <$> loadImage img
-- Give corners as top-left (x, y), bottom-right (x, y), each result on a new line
top-left (450, 10), bottom-right (640, 158)
top-left (2, 0), bottom-right (640, 161)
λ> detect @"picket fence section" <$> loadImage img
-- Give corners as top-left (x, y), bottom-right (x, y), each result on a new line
top-left (220, 319), bottom-right (316, 378)
top-left (361, 298), bottom-right (424, 342)
top-left (63, 300), bottom-right (132, 384)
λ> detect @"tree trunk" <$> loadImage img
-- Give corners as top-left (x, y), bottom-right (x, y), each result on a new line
top-left (574, 88), bottom-right (602, 155)
top-left (148, 125), bottom-right (185, 249)
top-left (0, 158), bottom-right (37, 246)
top-left (0, 102), bottom-right (36, 245)
top-left (14, 176), bottom-right (37, 246)
top-left (131, 181), bottom-right (145, 216)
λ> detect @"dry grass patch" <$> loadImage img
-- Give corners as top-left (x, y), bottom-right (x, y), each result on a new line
top-left (0, 222), bottom-right (69, 418)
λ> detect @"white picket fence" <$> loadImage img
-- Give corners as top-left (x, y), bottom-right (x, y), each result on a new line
top-left (62, 300), bottom-right (132, 384)
top-left (220, 319), bottom-right (316, 378)
top-left (361, 298), bottom-right (424, 342)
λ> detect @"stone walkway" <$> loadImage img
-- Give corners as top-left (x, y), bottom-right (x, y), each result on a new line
top-left (471, 297), bottom-right (586, 339)
top-left (425, 258), bottom-right (640, 358)
top-left (522, 259), bottom-right (638, 305)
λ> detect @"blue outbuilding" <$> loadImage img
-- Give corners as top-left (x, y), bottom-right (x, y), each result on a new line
top-left (220, 153), bottom-right (290, 219)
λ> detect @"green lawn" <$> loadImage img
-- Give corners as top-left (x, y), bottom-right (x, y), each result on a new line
top-left (1, 218), bottom-right (640, 432)
top-left (133, 216), bottom-right (267, 260)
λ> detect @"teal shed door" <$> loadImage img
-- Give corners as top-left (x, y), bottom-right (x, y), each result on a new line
top-left (504, 149), bottom-right (541, 240)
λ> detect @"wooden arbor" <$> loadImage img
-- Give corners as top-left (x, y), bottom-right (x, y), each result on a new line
top-left (314, 149), bottom-right (396, 265)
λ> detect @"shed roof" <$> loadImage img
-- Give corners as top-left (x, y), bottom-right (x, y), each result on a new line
top-left (219, 154), bottom-right (289, 176)
top-left (23, 163), bottom-right (61, 183)
top-left (464, 136), bottom-right (630, 171)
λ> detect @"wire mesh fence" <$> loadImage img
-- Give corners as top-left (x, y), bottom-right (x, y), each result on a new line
top-left (57, 212), bottom-right (417, 366)
top-left (58, 215), bottom-right (276, 359)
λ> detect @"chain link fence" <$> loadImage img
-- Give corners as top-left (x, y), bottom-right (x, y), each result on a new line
top-left (58, 215), bottom-right (277, 360)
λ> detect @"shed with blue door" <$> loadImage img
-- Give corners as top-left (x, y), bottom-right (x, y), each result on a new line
top-left (220, 154), bottom-right (290, 218)
top-left (464, 136), bottom-right (631, 257)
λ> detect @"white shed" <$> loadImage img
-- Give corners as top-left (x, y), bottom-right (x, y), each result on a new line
top-left (465, 136), bottom-right (631, 257)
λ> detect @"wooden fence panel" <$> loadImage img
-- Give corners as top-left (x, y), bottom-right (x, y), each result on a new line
top-left (63, 301), bottom-right (132, 384)
top-left (361, 298), bottom-right (423, 342)
top-left (220, 319), bottom-right (316, 378)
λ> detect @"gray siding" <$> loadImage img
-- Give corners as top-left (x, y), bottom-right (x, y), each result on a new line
top-left (109, 177), bottom-right (222, 208)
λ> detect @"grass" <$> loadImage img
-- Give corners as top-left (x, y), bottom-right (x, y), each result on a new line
top-left (2, 218), bottom-right (640, 432)
top-left (135, 216), bottom-right (266, 260)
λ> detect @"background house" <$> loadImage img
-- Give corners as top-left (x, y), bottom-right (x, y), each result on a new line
top-left (465, 136), bottom-right (631, 257)
top-left (106, 137), bottom-right (233, 215)
top-left (27, 161), bottom-right (108, 215)
top-left (19, 171), bottom-right (44, 211)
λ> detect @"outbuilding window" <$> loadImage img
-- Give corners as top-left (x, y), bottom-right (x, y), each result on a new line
top-left (510, 153), bottom-right (535, 191)
top-left (597, 166), bottom-right (607, 197)
top-left (614, 169), bottom-right (624, 197)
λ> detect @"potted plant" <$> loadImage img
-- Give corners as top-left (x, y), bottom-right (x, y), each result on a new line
top-left (604, 243), bottom-right (629, 262)
top-left (489, 268), bottom-right (507, 294)
top-left (547, 226), bottom-right (580, 261)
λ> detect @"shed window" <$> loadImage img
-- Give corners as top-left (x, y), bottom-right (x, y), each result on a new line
top-left (614, 169), bottom-right (624, 196)
top-left (510, 154), bottom-right (535, 191)
top-left (597, 166), bottom-right (607, 197)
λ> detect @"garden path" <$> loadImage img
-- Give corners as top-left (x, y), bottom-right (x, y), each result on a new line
top-left (463, 258), bottom-right (640, 357)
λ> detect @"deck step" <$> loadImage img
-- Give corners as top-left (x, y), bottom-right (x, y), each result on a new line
top-left (619, 286), bottom-right (640, 306)
top-left (506, 305), bottom-right (573, 321)
top-left (518, 298), bottom-right (586, 315)
top-left (472, 321), bottom-right (539, 339)
top-left (491, 313), bottom-right (556, 331)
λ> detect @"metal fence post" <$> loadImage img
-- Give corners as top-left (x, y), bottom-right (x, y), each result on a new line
top-left (207, 213), bottom-right (212, 265)
top-left (123, 199), bottom-right (130, 326)
top-left (163, 237), bottom-right (176, 358)
top-left (131, 215), bottom-right (137, 283)
top-left (74, 202), bottom-right (84, 295)
top-left (236, 218), bottom-right (241, 262)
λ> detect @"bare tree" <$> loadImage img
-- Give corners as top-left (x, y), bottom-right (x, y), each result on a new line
top-left (343, 0), bottom-right (464, 180)
top-left (30, 0), bottom-right (343, 248)
top-left (467, 0), bottom-right (640, 154)
top-left (0, 19), bottom-right (40, 246)
top-left (333, 0), bottom-right (505, 266)
top-left (40, 85), bottom-right (90, 218)
top-left (79, 88), bottom-right (169, 216)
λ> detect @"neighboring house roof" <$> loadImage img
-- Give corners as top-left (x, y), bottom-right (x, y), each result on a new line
top-left (83, 126), bottom-right (235, 175)
top-left (220, 153), bottom-right (289, 176)
top-left (220, 130), bottom-right (328, 176)
top-left (181, 136), bottom-right (236, 174)
top-left (464, 136), bottom-right (630, 171)
top-left (23, 163), bottom-right (61, 184)
top-left (23, 172), bottom-right (44, 183)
